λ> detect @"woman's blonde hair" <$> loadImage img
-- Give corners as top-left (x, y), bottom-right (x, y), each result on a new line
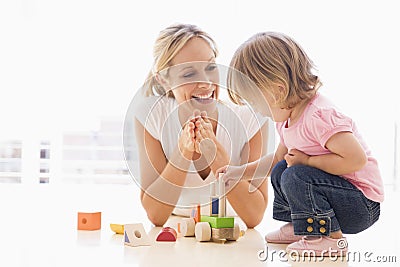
top-left (143, 23), bottom-right (218, 97)
top-left (228, 32), bottom-right (321, 109)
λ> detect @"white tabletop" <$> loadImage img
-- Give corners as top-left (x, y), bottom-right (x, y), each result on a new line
top-left (0, 183), bottom-right (398, 267)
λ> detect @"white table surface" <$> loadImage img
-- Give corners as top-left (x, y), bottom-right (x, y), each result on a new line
top-left (1, 183), bottom-right (399, 267)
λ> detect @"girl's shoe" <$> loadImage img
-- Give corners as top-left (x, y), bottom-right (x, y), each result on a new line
top-left (286, 236), bottom-right (348, 257)
top-left (265, 223), bottom-right (303, 244)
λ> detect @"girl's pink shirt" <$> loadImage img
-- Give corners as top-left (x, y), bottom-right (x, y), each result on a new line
top-left (276, 93), bottom-right (384, 203)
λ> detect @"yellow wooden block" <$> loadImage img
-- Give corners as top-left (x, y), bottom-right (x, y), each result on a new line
top-left (110, 223), bottom-right (124, 234)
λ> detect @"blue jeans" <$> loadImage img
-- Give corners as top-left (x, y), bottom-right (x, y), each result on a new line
top-left (271, 160), bottom-right (380, 236)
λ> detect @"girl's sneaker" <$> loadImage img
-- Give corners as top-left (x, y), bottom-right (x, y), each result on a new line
top-left (265, 223), bottom-right (303, 244)
top-left (286, 236), bottom-right (348, 257)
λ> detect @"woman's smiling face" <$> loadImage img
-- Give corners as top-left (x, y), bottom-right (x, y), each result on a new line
top-left (163, 37), bottom-right (219, 115)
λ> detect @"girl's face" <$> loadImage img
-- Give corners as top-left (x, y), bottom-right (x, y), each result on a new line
top-left (162, 37), bottom-right (219, 116)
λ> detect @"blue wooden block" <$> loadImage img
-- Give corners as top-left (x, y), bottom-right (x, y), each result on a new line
top-left (211, 197), bottom-right (219, 216)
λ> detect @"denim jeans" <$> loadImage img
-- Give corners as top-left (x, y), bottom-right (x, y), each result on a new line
top-left (271, 160), bottom-right (380, 236)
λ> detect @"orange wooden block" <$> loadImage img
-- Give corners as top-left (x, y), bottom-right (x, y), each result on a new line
top-left (190, 204), bottom-right (201, 223)
top-left (77, 212), bottom-right (101, 230)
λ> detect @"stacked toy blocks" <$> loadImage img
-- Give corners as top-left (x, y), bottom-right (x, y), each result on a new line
top-left (178, 175), bottom-right (243, 243)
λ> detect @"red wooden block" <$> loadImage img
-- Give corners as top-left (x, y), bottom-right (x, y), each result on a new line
top-left (156, 227), bottom-right (177, 242)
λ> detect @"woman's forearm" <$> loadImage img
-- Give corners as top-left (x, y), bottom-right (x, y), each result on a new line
top-left (240, 153), bottom-right (275, 180)
top-left (207, 142), bottom-right (269, 227)
top-left (210, 142), bottom-right (230, 174)
top-left (226, 180), bottom-right (268, 228)
top-left (141, 148), bottom-right (193, 226)
top-left (223, 154), bottom-right (274, 228)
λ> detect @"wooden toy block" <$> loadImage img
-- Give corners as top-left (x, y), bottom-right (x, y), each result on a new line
top-left (211, 227), bottom-right (233, 241)
top-left (229, 223), bottom-right (241, 241)
top-left (195, 222), bottom-right (211, 242)
top-left (156, 227), bottom-right (177, 242)
top-left (190, 204), bottom-right (201, 223)
top-left (180, 218), bottom-right (195, 237)
top-left (110, 223), bottom-right (124, 234)
top-left (240, 230), bottom-right (245, 237)
top-left (124, 223), bottom-right (151, 247)
top-left (200, 215), bottom-right (234, 229)
top-left (210, 179), bottom-right (219, 216)
top-left (77, 212), bottom-right (101, 230)
top-left (211, 223), bottom-right (240, 241)
top-left (218, 174), bottom-right (226, 217)
top-left (210, 196), bottom-right (219, 216)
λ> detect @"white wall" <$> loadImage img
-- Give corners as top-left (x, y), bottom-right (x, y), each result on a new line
top-left (1, 0), bottom-right (398, 183)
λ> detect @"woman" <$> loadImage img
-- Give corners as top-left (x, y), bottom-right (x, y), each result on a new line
top-left (131, 23), bottom-right (269, 227)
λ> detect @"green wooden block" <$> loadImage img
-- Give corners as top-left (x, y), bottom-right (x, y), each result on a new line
top-left (200, 215), bottom-right (234, 229)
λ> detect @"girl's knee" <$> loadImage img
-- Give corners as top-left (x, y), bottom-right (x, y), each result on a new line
top-left (281, 165), bottom-right (311, 188)
top-left (271, 160), bottom-right (287, 183)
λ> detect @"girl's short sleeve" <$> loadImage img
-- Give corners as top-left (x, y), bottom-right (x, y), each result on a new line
top-left (307, 108), bottom-right (354, 147)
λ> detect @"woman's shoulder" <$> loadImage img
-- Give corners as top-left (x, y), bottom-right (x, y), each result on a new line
top-left (144, 95), bottom-right (175, 110)
top-left (135, 95), bottom-right (175, 119)
top-left (218, 100), bottom-right (267, 139)
top-left (134, 95), bottom-right (177, 139)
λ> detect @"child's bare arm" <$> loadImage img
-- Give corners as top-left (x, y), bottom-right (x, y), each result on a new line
top-left (287, 132), bottom-right (367, 175)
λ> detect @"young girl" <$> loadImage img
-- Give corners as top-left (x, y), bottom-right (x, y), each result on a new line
top-left (220, 32), bottom-right (384, 256)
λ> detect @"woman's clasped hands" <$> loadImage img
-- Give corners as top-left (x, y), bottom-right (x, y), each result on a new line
top-left (179, 110), bottom-right (217, 160)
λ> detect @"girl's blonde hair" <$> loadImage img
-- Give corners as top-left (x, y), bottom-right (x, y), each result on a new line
top-left (228, 32), bottom-right (321, 109)
top-left (143, 23), bottom-right (218, 97)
